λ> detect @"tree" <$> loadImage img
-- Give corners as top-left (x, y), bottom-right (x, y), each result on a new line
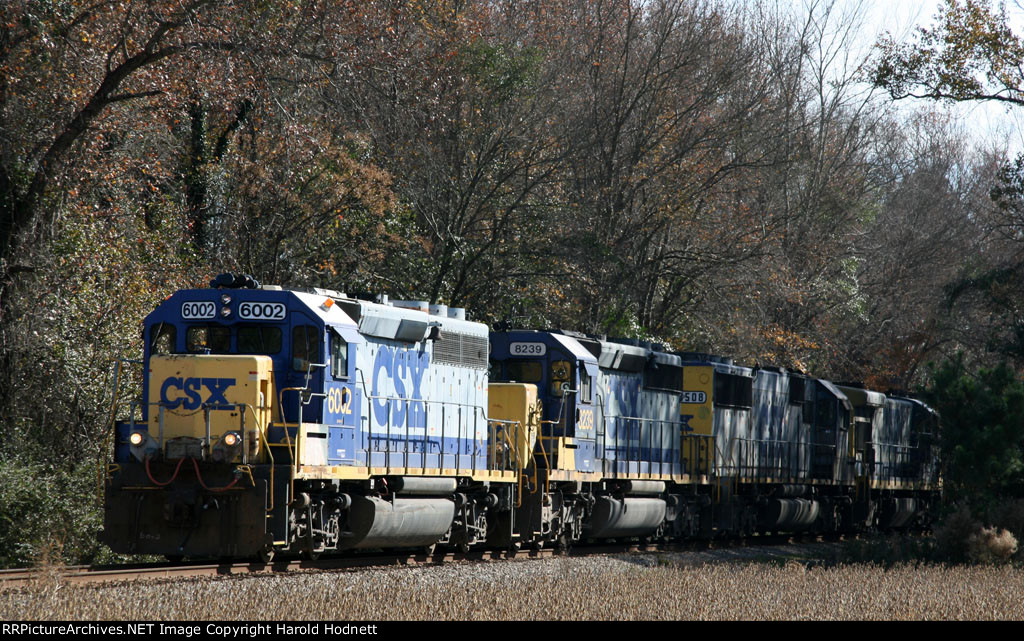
top-left (314, 0), bottom-right (567, 312)
top-left (871, 0), bottom-right (1024, 370)
top-left (0, 0), bottom-right (249, 304)
top-left (928, 355), bottom-right (1024, 505)
top-left (217, 123), bottom-right (402, 289)
top-left (0, 0), bottom-right (407, 565)
top-left (541, 0), bottom-right (796, 338)
top-left (872, 0), bottom-right (1024, 107)
top-left (852, 114), bottom-right (995, 388)
top-left (689, 0), bottom-right (899, 376)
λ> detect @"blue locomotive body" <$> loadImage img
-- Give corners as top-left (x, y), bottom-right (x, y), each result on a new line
top-left (489, 331), bottom-right (694, 479)
top-left (103, 281), bottom-right (505, 559)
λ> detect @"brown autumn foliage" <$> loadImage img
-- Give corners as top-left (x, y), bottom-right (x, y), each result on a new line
top-left (0, 0), bottom-right (1021, 564)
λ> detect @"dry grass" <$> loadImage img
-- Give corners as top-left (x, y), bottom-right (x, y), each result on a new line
top-left (2, 556), bottom-right (1024, 620)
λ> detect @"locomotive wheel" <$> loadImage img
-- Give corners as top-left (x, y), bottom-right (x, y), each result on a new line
top-left (258, 547), bottom-right (275, 564)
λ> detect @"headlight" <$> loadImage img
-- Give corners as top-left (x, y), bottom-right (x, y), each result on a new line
top-left (220, 293), bottom-right (232, 305)
top-left (220, 305), bottom-right (232, 318)
top-left (129, 430), bottom-right (158, 462)
top-left (213, 432), bottom-right (243, 462)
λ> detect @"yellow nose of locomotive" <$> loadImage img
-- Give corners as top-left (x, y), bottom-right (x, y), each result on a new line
top-left (147, 354), bottom-right (274, 461)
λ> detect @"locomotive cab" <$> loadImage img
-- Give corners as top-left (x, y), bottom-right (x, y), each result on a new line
top-left (807, 380), bottom-right (853, 483)
top-left (118, 283), bottom-right (362, 465)
top-left (489, 330), bottom-right (599, 473)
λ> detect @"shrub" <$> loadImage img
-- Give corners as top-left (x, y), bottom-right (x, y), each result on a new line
top-left (933, 504), bottom-right (981, 563)
top-left (926, 357), bottom-right (1024, 506)
top-left (986, 498), bottom-right (1024, 550)
top-left (966, 527), bottom-right (1018, 564)
top-left (0, 458), bottom-right (109, 568)
top-left (837, 533), bottom-right (935, 566)
top-left (932, 502), bottom-right (1024, 564)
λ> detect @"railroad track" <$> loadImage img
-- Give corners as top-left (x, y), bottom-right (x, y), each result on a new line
top-left (0, 534), bottom-right (848, 588)
top-left (0, 547), bottom-right (557, 588)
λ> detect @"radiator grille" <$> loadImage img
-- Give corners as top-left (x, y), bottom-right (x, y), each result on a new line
top-left (433, 332), bottom-right (489, 370)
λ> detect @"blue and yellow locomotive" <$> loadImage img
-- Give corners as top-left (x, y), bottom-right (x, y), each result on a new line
top-left (101, 277), bottom-right (941, 560)
top-left (103, 276), bottom-right (518, 560)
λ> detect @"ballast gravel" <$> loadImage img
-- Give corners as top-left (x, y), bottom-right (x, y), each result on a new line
top-left (3, 546), bottom-right (1023, 620)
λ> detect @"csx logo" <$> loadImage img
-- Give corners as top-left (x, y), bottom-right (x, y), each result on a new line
top-left (371, 345), bottom-right (429, 428)
top-left (160, 377), bottom-right (236, 410)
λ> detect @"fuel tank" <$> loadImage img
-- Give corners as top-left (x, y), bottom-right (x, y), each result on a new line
top-left (586, 497), bottom-right (666, 538)
top-left (878, 497), bottom-right (918, 529)
top-left (759, 498), bottom-right (820, 531)
top-left (343, 496), bottom-right (455, 549)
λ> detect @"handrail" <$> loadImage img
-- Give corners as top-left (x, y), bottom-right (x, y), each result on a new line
top-left (97, 359), bottom-right (144, 503)
top-left (713, 436), bottom-right (839, 481)
top-left (128, 399), bottom-right (275, 508)
top-left (501, 421), bottom-right (526, 507)
top-left (486, 417), bottom-right (527, 500)
top-left (356, 390), bottom-right (491, 471)
top-left (242, 402), bottom-right (275, 512)
top-left (596, 388), bottom-right (723, 480)
top-left (534, 385), bottom-right (577, 481)
top-left (710, 434), bottom-right (933, 484)
top-left (602, 414), bottom-right (691, 476)
top-left (276, 360), bottom-right (327, 474)
top-left (595, 392), bottom-right (607, 476)
top-left (534, 434), bottom-right (551, 495)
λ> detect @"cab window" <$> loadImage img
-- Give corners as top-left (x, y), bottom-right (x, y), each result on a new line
top-left (507, 361), bottom-right (542, 383)
top-left (186, 326), bottom-right (231, 353)
top-left (292, 325), bottom-right (320, 371)
top-left (550, 360), bottom-right (572, 396)
top-left (644, 366), bottom-right (683, 392)
top-left (580, 367), bottom-right (593, 403)
top-left (150, 323), bottom-right (177, 354)
top-left (238, 326), bottom-right (282, 354)
top-left (714, 373), bottom-right (753, 408)
top-left (330, 330), bottom-right (348, 379)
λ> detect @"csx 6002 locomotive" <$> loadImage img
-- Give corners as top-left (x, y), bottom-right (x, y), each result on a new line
top-left (101, 276), bottom-right (940, 560)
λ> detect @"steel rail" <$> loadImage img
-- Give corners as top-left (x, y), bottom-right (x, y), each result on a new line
top-left (0, 533), bottom-right (860, 589)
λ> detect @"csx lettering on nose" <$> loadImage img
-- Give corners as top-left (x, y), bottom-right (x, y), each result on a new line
top-left (160, 377), bottom-right (236, 409)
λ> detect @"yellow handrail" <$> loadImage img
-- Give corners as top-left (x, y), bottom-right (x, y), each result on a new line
top-left (498, 420), bottom-right (526, 507)
top-left (243, 403), bottom-right (276, 513)
top-left (535, 434), bottom-right (553, 495)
